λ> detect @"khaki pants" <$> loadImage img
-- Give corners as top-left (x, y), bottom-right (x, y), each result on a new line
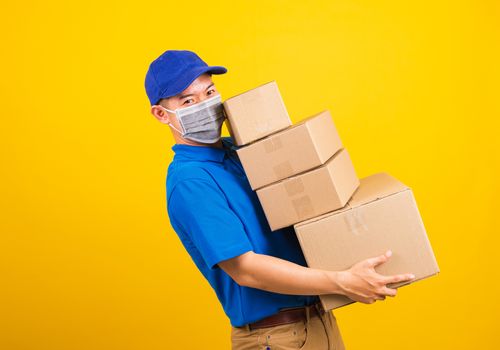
top-left (231, 304), bottom-right (346, 350)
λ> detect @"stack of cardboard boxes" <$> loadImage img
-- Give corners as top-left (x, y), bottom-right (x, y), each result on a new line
top-left (223, 81), bottom-right (439, 311)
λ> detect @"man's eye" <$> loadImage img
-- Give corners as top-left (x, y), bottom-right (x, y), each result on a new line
top-left (207, 89), bottom-right (215, 95)
top-left (183, 99), bottom-right (194, 105)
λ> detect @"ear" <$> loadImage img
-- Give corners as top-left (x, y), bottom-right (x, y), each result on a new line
top-left (151, 105), bottom-right (170, 124)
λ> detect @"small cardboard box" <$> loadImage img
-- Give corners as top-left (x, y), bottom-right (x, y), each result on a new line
top-left (236, 110), bottom-right (343, 190)
top-left (256, 148), bottom-right (359, 231)
top-left (223, 81), bottom-right (292, 146)
top-left (294, 172), bottom-right (440, 311)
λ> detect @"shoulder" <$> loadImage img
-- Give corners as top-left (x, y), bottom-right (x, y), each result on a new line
top-left (167, 163), bottom-right (215, 194)
top-left (166, 166), bottom-right (227, 222)
top-left (166, 161), bottom-right (227, 204)
top-left (168, 162), bottom-right (212, 182)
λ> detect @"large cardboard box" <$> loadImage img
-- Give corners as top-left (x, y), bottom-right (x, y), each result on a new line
top-left (294, 172), bottom-right (440, 311)
top-left (223, 81), bottom-right (292, 146)
top-left (256, 148), bottom-right (359, 231)
top-left (236, 110), bottom-right (343, 190)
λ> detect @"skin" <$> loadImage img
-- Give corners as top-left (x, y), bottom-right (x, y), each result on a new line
top-left (150, 73), bottom-right (223, 148)
top-left (151, 74), bottom-right (416, 305)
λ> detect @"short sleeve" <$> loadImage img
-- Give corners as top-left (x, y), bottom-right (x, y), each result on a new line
top-left (167, 178), bottom-right (253, 270)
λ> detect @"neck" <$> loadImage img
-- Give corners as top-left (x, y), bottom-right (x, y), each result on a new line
top-left (172, 133), bottom-right (223, 148)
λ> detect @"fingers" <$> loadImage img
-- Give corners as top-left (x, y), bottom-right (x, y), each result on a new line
top-left (359, 298), bottom-right (377, 304)
top-left (360, 295), bottom-right (385, 304)
top-left (382, 273), bottom-right (416, 285)
top-left (380, 287), bottom-right (397, 297)
top-left (353, 287), bottom-right (395, 304)
top-left (365, 290), bottom-right (393, 304)
top-left (365, 250), bottom-right (392, 267)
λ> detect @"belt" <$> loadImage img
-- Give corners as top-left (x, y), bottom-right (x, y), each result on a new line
top-left (242, 302), bottom-right (323, 331)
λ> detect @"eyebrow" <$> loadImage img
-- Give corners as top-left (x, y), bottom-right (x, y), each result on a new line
top-left (177, 83), bottom-right (215, 100)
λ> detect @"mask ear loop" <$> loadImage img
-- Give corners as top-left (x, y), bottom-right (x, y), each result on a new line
top-left (168, 123), bottom-right (183, 135)
top-left (159, 106), bottom-right (185, 135)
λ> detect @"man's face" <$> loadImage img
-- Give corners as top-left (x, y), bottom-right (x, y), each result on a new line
top-left (151, 73), bottom-right (220, 137)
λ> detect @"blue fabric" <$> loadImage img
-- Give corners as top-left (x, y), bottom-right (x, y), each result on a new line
top-left (166, 137), bottom-right (320, 327)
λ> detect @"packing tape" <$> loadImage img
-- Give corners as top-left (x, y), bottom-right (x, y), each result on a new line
top-left (263, 137), bottom-right (283, 153)
top-left (273, 161), bottom-right (293, 179)
top-left (343, 208), bottom-right (368, 236)
top-left (284, 177), bottom-right (304, 196)
top-left (292, 195), bottom-right (315, 219)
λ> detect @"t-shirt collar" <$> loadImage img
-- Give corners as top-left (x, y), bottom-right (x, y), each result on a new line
top-left (171, 138), bottom-right (236, 163)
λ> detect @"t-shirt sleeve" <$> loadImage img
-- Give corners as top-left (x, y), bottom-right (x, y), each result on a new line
top-left (167, 178), bottom-right (253, 270)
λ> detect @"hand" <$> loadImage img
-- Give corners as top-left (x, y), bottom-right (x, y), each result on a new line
top-left (335, 250), bottom-right (415, 304)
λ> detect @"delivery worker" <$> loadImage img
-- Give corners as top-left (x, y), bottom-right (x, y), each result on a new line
top-left (145, 49), bottom-right (416, 350)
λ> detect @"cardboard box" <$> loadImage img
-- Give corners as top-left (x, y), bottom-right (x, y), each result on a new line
top-left (256, 148), bottom-right (359, 231)
top-left (236, 110), bottom-right (343, 190)
top-left (294, 172), bottom-right (440, 311)
top-left (223, 81), bottom-right (292, 146)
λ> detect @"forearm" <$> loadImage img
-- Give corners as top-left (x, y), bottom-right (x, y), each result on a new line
top-left (234, 251), bottom-right (345, 296)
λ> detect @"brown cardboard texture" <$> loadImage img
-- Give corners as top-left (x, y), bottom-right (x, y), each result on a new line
top-left (294, 172), bottom-right (440, 311)
top-left (223, 81), bottom-right (292, 146)
top-left (256, 148), bottom-right (359, 231)
top-left (236, 110), bottom-right (343, 190)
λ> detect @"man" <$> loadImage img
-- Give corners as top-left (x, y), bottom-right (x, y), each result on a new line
top-left (145, 50), bottom-right (415, 349)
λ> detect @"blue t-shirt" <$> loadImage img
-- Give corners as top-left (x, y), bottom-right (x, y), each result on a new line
top-left (166, 137), bottom-right (319, 327)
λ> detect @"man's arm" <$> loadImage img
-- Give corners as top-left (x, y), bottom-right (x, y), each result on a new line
top-left (218, 249), bottom-right (416, 304)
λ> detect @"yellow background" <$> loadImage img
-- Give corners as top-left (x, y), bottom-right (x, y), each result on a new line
top-left (1, 1), bottom-right (499, 349)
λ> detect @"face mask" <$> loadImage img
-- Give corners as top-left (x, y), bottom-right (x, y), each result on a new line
top-left (161, 94), bottom-right (225, 144)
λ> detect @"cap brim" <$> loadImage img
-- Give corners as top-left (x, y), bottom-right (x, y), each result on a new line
top-left (205, 65), bottom-right (227, 75)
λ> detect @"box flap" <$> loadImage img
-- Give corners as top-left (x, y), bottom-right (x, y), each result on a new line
top-left (294, 172), bottom-right (409, 227)
top-left (238, 109), bottom-right (334, 148)
top-left (348, 172), bottom-right (408, 208)
top-left (223, 80), bottom-right (276, 100)
top-left (294, 109), bottom-right (330, 126)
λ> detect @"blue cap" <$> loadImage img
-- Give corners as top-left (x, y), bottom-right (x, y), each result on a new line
top-left (144, 50), bottom-right (227, 106)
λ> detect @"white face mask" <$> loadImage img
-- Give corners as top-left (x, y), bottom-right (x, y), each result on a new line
top-left (161, 94), bottom-right (225, 144)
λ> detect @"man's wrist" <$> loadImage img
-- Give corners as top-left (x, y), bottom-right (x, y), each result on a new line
top-left (325, 270), bottom-right (347, 296)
